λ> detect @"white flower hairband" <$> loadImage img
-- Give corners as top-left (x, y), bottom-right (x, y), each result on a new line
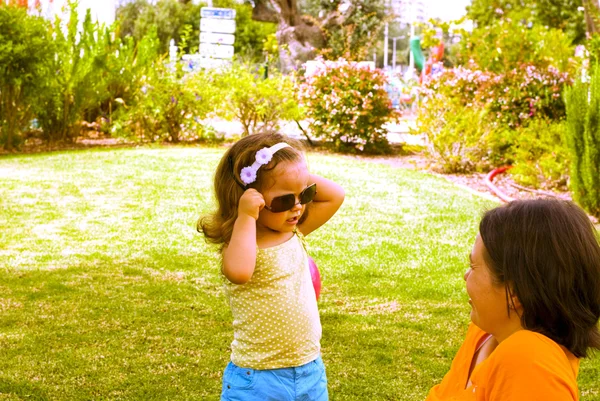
top-left (240, 142), bottom-right (291, 185)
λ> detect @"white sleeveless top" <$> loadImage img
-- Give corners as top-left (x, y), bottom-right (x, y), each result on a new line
top-left (223, 232), bottom-right (321, 369)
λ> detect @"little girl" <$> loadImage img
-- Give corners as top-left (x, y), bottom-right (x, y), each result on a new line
top-left (199, 132), bottom-right (345, 401)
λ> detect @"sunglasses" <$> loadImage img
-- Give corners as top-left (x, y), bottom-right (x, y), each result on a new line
top-left (264, 183), bottom-right (317, 213)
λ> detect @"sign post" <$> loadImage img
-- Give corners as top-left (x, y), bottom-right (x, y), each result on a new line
top-left (200, 7), bottom-right (236, 69)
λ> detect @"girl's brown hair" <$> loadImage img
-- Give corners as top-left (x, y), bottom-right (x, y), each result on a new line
top-left (479, 199), bottom-right (600, 358)
top-left (198, 133), bottom-right (305, 248)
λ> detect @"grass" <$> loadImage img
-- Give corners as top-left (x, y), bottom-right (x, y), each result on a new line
top-left (0, 146), bottom-right (598, 400)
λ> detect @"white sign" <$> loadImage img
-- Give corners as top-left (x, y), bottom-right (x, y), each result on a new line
top-left (200, 32), bottom-right (235, 45)
top-left (199, 57), bottom-right (232, 69)
top-left (200, 18), bottom-right (236, 34)
top-left (201, 7), bottom-right (236, 20)
top-left (200, 43), bottom-right (235, 59)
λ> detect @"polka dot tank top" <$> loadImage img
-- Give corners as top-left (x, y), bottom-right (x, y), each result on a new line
top-left (224, 231), bottom-right (321, 369)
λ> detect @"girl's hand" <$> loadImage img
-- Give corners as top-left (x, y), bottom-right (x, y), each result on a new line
top-left (238, 189), bottom-right (265, 220)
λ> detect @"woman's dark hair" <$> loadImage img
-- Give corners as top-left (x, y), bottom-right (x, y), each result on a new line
top-left (479, 199), bottom-right (600, 358)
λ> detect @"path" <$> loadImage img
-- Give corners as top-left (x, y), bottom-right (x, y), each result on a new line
top-left (202, 116), bottom-right (426, 146)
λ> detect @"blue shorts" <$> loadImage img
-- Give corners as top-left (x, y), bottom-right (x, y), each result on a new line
top-left (220, 356), bottom-right (328, 401)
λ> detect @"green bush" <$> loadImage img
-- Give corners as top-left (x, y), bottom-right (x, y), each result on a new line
top-left (93, 30), bottom-right (160, 128)
top-left (113, 64), bottom-right (215, 143)
top-left (0, 5), bottom-right (54, 150)
top-left (36, 4), bottom-right (161, 143)
top-left (564, 65), bottom-right (600, 217)
top-left (211, 63), bottom-right (302, 136)
top-left (298, 58), bottom-right (397, 154)
top-left (36, 6), bottom-right (102, 142)
top-left (508, 119), bottom-right (569, 190)
top-left (415, 96), bottom-right (498, 173)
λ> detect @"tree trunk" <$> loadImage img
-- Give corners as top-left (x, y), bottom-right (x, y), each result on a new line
top-left (253, 0), bottom-right (325, 73)
top-left (583, 0), bottom-right (600, 35)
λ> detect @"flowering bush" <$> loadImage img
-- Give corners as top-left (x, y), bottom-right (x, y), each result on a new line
top-left (421, 63), bottom-right (571, 128)
top-left (298, 58), bottom-right (398, 154)
top-left (417, 63), bottom-right (572, 179)
top-left (485, 65), bottom-right (571, 127)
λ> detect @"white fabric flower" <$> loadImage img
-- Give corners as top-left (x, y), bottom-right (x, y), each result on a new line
top-left (240, 167), bottom-right (257, 185)
top-left (255, 148), bottom-right (273, 165)
top-left (237, 142), bottom-right (291, 186)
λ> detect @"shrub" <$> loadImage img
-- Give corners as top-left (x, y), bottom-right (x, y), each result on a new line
top-left (421, 63), bottom-right (571, 128)
top-left (34, 2), bottom-right (162, 143)
top-left (93, 29), bottom-right (161, 129)
top-left (35, 6), bottom-right (104, 142)
top-left (417, 65), bottom-right (571, 180)
top-left (298, 58), bottom-right (398, 154)
top-left (508, 118), bottom-right (569, 190)
top-left (564, 65), bottom-right (600, 217)
top-left (415, 96), bottom-right (499, 173)
top-left (211, 63), bottom-right (302, 136)
top-left (0, 5), bottom-right (54, 150)
top-left (113, 64), bottom-right (214, 143)
top-left (485, 64), bottom-right (571, 128)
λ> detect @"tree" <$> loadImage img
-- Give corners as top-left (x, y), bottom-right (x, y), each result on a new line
top-left (116, 0), bottom-right (276, 62)
top-left (116, 0), bottom-right (201, 54)
top-left (564, 65), bottom-right (600, 217)
top-left (467, 0), bottom-right (586, 44)
top-left (0, 5), bottom-right (54, 150)
top-left (251, 0), bottom-right (387, 72)
top-left (213, 0), bottom-right (277, 62)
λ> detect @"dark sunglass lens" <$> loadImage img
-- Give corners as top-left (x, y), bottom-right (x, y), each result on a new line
top-left (270, 194), bottom-right (295, 213)
top-left (300, 184), bottom-right (317, 204)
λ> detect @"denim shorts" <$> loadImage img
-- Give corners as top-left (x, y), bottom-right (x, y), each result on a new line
top-left (220, 356), bottom-right (328, 401)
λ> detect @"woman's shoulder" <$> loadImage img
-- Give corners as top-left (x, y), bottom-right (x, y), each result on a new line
top-left (490, 329), bottom-right (579, 378)
top-left (498, 330), bottom-right (567, 356)
top-left (470, 330), bottom-right (580, 400)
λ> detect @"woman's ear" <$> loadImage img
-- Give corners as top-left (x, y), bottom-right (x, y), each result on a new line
top-left (508, 287), bottom-right (523, 313)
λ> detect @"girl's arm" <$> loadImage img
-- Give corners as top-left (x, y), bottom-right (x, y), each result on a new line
top-left (222, 189), bottom-right (264, 284)
top-left (298, 174), bottom-right (345, 236)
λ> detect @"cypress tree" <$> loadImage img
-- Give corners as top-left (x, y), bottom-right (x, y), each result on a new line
top-left (565, 64), bottom-right (600, 217)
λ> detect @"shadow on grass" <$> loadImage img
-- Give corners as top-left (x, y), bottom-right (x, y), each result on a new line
top-left (0, 378), bottom-right (49, 400)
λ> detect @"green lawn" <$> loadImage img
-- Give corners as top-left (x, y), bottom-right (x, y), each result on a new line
top-left (0, 147), bottom-right (598, 400)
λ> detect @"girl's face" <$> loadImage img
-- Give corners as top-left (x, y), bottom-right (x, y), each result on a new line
top-left (464, 235), bottom-right (517, 338)
top-left (256, 160), bottom-right (310, 235)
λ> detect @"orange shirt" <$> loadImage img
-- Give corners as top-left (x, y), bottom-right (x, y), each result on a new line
top-left (426, 324), bottom-right (580, 401)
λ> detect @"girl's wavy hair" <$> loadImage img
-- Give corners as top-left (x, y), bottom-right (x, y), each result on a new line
top-left (479, 199), bottom-right (600, 358)
top-left (198, 133), bottom-right (305, 249)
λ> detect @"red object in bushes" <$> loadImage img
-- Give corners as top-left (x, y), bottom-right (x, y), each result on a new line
top-left (308, 256), bottom-right (321, 300)
top-left (485, 166), bottom-right (515, 203)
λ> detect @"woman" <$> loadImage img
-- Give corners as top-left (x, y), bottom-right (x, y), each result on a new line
top-left (427, 199), bottom-right (600, 401)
